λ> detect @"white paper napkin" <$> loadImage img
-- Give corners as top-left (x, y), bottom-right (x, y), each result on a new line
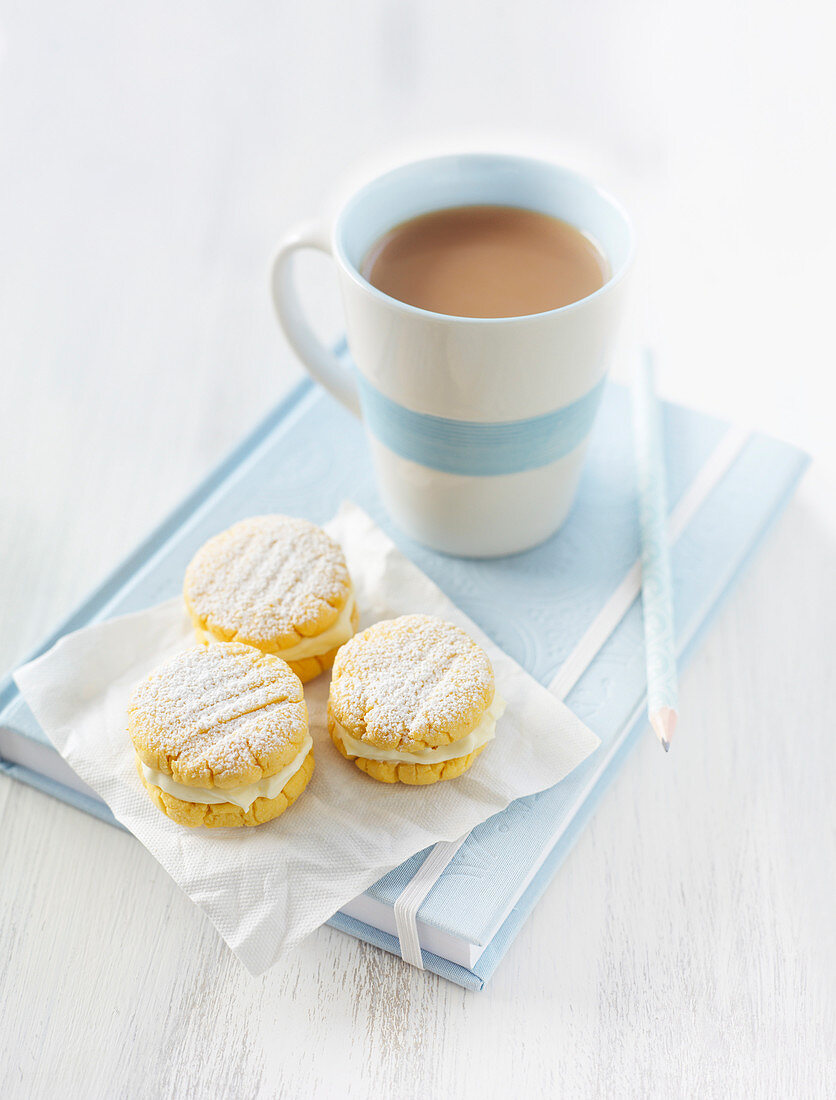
top-left (14, 502), bottom-right (599, 974)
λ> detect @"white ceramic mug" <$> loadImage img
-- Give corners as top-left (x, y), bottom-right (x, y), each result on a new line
top-left (271, 153), bottom-right (634, 557)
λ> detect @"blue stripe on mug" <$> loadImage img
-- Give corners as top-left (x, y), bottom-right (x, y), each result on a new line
top-left (355, 373), bottom-right (606, 477)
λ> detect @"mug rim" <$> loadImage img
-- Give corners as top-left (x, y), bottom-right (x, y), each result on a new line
top-left (332, 152), bottom-right (635, 325)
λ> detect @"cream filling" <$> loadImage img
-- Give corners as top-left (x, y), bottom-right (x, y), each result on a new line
top-left (140, 736), bottom-right (313, 811)
top-left (334, 692), bottom-right (506, 765)
top-left (196, 593), bottom-right (356, 662)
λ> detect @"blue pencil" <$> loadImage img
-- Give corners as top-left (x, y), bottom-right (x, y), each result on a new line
top-left (632, 350), bottom-right (679, 752)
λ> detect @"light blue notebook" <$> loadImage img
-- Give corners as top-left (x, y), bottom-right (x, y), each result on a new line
top-left (0, 377), bottom-right (808, 989)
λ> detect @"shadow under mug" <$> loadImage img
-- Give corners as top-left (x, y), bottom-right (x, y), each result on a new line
top-left (271, 153), bottom-right (634, 557)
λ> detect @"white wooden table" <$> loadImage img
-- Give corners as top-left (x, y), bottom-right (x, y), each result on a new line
top-left (1, 1), bottom-right (834, 1095)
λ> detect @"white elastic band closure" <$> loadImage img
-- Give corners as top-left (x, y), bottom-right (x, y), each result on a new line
top-left (393, 835), bottom-right (469, 968)
top-left (391, 424), bottom-right (751, 968)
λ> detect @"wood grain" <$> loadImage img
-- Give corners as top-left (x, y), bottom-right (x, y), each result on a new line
top-left (1, 0), bottom-right (834, 1096)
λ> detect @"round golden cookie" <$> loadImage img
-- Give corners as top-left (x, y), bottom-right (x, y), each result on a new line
top-left (183, 515), bottom-right (358, 683)
top-left (327, 614), bottom-right (496, 785)
top-left (128, 642), bottom-right (313, 827)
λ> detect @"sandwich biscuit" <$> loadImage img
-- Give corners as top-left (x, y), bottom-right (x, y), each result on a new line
top-left (183, 515), bottom-right (358, 682)
top-left (128, 642), bottom-right (313, 827)
top-left (328, 614), bottom-right (505, 785)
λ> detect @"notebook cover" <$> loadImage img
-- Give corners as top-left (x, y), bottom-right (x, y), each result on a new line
top-left (0, 376), bottom-right (809, 988)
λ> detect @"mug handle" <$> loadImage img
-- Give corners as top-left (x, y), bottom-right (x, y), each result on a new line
top-left (270, 222), bottom-right (361, 417)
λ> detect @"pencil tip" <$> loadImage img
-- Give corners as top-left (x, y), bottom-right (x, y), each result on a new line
top-left (650, 707), bottom-right (677, 752)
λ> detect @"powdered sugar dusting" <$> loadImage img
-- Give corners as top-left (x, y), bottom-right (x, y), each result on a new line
top-left (184, 516), bottom-right (351, 645)
top-left (128, 642), bottom-right (308, 787)
top-left (329, 614), bottom-right (494, 749)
